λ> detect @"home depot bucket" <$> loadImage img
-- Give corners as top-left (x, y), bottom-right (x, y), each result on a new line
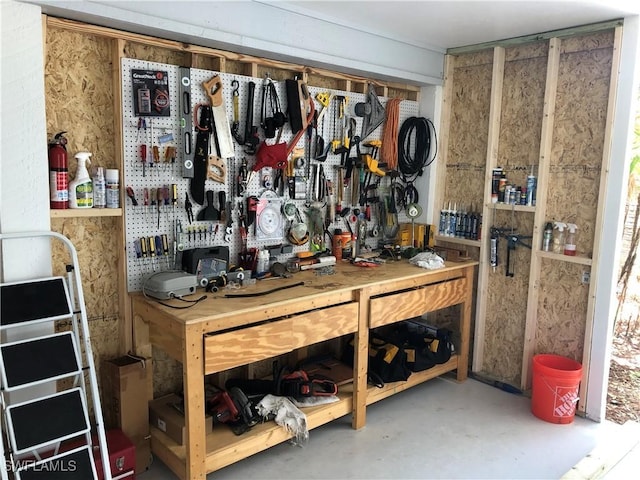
top-left (531, 354), bottom-right (582, 424)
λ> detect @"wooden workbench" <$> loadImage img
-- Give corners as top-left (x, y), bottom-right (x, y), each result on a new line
top-left (132, 259), bottom-right (476, 479)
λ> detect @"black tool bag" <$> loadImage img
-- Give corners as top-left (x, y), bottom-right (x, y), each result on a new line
top-left (343, 333), bottom-right (412, 385)
top-left (395, 324), bottom-right (453, 372)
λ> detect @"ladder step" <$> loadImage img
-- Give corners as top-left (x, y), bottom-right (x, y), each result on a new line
top-left (0, 331), bottom-right (81, 391)
top-left (1, 277), bottom-right (73, 328)
top-left (7, 388), bottom-right (90, 454)
top-left (15, 445), bottom-right (97, 480)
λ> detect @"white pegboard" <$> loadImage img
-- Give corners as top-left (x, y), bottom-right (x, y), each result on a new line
top-left (122, 58), bottom-right (419, 292)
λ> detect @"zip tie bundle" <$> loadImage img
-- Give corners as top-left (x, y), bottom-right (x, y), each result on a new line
top-left (380, 98), bottom-right (402, 170)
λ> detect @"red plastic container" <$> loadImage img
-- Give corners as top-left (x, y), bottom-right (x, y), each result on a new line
top-left (531, 354), bottom-right (582, 424)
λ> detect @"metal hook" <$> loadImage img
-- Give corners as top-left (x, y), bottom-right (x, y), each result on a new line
top-left (231, 79), bottom-right (239, 96)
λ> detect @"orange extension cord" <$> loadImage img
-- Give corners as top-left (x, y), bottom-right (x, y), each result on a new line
top-left (380, 98), bottom-right (402, 170)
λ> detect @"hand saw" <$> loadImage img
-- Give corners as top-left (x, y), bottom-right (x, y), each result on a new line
top-left (202, 75), bottom-right (235, 159)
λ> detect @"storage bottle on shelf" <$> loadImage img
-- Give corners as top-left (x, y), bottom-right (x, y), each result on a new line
top-left (526, 166), bottom-right (537, 206)
top-left (69, 152), bottom-right (93, 209)
top-left (106, 169), bottom-right (120, 208)
top-left (542, 222), bottom-right (553, 252)
top-left (552, 222), bottom-right (566, 254)
top-left (564, 223), bottom-right (578, 256)
top-left (93, 166), bottom-right (106, 208)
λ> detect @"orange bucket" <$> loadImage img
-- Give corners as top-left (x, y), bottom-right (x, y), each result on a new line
top-left (531, 354), bottom-right (582, 424)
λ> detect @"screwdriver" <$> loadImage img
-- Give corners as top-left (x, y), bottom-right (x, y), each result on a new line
top-left (139, 237), bottom-right (148, 271)
top-left (139, 144), bottom-right (147, 177)
top-left (155, 235), bottom-right (164, 269)
top-left (152, 145), bottom-right (160, 172)
top-left (126, 186), bottom-right (138, 206)
top-left (156, 187), bottom-right (163, 229)
top-left (161, 234), bottom-right (170, 268)
top-left (143, 187), bottom-right (149, 214)
top-left (148, 235), bottom-right (157, 271)
top-left (149, 188), bottom-right (156, 218)
top-left (133, 240), bottom-right (142, 266)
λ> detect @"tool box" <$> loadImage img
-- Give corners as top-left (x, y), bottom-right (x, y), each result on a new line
top-left (61, 429), bottom-right (136, 480)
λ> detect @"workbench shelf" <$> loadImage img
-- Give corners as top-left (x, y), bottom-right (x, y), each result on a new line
top-left (366, 356), bottom-right (459, 406)
top-left (150, 388), bottom-right (354, 474)
top-left (50, 208), bottom-right (123, 218)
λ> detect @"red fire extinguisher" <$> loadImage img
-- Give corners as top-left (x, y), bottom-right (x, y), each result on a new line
top-left (49, 131), bottom-right (69, 209)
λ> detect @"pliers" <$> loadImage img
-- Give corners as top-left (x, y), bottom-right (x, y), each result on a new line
top-left (185, 193), bottom-right (194, 224)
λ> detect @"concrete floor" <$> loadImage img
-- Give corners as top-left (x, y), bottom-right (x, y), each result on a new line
top-left (140, 374), bottom-right (627, 479)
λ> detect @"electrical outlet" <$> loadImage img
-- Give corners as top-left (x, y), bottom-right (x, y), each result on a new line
top-left (581, 271), bottom-right (590, 284)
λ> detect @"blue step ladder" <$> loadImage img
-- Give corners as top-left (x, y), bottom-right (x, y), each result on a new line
top-left (0, 232), bottom-right (111, 480)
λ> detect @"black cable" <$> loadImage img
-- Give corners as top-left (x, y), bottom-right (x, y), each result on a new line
top-left (225, 281), bottom-right (305, 298)
top-left (397, 116), bottom-right (438, 181)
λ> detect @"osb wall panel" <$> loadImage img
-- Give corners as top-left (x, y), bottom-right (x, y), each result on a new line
top-left (536, 259), bottom-right (590, 362)
top-left (479, 45), bottom-right (547, 385)
top-left (482, 211), bottom-right (535, 385)
top-left (152, 348), bottom-right (184, 398)
top-left (496, 52), bottom-right (546, 183)
top-left (504, 41), bottom-right (548, 62)
top-left (124, 41), bottom-right (188, 66)
top-left (46, 28), bottom-right (123, 396)
top-left (45, 28), bottom-right (116, 171)
top-left (50, 217), bottom-right (120, 317)
top-left (444, 52), bottom-right (493, 210)
top-left (547, 40), bottom-right (611, 257)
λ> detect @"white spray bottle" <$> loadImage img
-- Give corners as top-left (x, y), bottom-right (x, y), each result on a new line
top-left (552, 222), bottom-right (566, 254)
top-left (564, 223), bottom-right (578, 256)
top-left (69, 152), bottom-right (93, 208)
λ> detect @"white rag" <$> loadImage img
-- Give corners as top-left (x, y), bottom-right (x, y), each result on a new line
top-left (409, 251), bottom-right (446, 270)
top-left (256, 394), bottom-right (309, 445)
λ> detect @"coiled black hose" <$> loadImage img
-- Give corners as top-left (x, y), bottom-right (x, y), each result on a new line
top-left (397, 116), bottom-right (438, 179)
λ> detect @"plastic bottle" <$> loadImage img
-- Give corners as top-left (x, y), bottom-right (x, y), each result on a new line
top-left (93, 167), bottom-right (106, 208)
top-left (69, 152), bottom-right (93, 209)
top-left (564, 223), bottom-right (578, 256)
top-left (439, 204), bottom-right (447, 235)
top-left (526, 166), bottom-right (537, 206)
top-left (542, 222), bottom-right (553, 252)
top-left (106, 169), bottom-right (120, 208)
top-left (332, 228), bottom-right (344, 261)
top-left (552, 222), bottom-right (566, 254)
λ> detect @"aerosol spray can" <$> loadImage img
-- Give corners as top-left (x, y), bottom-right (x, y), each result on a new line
top-left (526, 166), bottom-right (537, 206)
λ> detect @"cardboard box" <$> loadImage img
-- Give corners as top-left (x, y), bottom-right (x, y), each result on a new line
top-left (101, 355), bottom-right (152, 474)
top-left (149, 394), bottom-right (213, 445)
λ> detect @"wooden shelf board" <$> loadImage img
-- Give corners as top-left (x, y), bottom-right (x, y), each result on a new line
top-left (434, 236), bottom-right (482, 248)
top-left (152, 391), bottom-right (353, 476)
top-left (488, 203), bottom-right (536, 213)
top-left (365, 356), bottom-right (459, 406)
top-left (50, 208), bottom-right (123, 218)
top-left (537, 251), bottom-right (593, 266)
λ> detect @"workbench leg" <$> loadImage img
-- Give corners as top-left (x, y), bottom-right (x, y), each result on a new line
top-left (183, 326), bottom-right (206, 479)
top-left (457, 265), bottom-right (474, 381)
top-left (352, 289), bottom-right (370, 429)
